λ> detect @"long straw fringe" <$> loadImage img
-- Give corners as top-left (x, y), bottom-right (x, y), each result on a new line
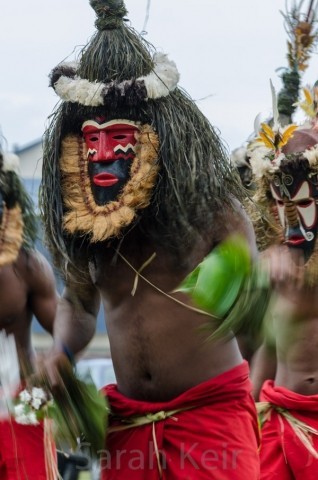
top-left (0, 205), bottom-right (23, 267)
top-left (257, 402), bottom-right (318, 459)
top-left (60, 125), bottom-right (159, 242)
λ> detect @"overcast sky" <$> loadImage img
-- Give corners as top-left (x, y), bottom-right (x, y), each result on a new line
top-left (1, 0), bottom-right (318, 155)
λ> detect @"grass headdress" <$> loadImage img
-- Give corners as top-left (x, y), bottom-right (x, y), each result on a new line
top-left (41, 0), bottom-right (244, 277)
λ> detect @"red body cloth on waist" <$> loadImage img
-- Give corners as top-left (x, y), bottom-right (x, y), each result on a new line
top-left (0, 419), bottom-right (48, 480)
top-left (101, 361), bottom-right (260, 479)
top-left (259, 380), bottom-right (318, 480)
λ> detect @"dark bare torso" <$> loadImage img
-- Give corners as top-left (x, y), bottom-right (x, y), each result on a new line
top-left (273, 290), bottom-right (318, 395)
top-left (90, 236), bottom-right (243, 401)
top-left (0, 253), bottom-right (34, 363)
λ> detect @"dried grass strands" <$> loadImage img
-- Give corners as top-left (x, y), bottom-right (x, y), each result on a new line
top-left (0, 205), bottom-right (23, 267)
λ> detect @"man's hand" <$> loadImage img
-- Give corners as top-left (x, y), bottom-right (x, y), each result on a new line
top-left (260, 245), bottom-right (305, 292)
top-left (34, 348), bottom-right (74, 394)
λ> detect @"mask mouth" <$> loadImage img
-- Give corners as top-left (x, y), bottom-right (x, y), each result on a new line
top-left (93, 173), bottom-right (118, 187)
top-left (285, 235), bottom-right (306, 246)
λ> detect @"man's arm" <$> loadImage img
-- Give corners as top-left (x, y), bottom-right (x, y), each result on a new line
top-left (24, 248), bottom-right (100, 369)
top-left (249, 299), bottom-right (277, 401)
top-left (39, 266), bottom-right (101, 386)
top-left (52, 281), bottom-right (101, 358)
top-left (22, 249), bottom-right (59, 334)
top-left (24, 248), bottom-right (100, 351)
top-left (250, 341), bottom-right (277, 401)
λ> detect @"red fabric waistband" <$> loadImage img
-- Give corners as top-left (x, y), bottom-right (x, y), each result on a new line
top-left (102, 360), bottom-right (252, 417)
top-left (260, 379), bottom-right (318, 412)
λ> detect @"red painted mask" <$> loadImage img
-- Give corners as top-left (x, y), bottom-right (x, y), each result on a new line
top-left (82, 119), bottom-right (140, 205)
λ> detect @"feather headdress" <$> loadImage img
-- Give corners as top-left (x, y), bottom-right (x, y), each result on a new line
top-left (247, 1), bottom-right (318, 179)
top-left (282, 0), bottom-right (318, 72)
top-left (248, 81), bottom-right (318, 285)
top-left (232, 1), bottom-right (318, 190)
top-left (295, 81), bottom-right (318, 126)
top-left (277, 0), bottom-right (318, 124)
top-left (248, 82), bottom-right (298, 178)
top-left (249, 79), bottom-right (318, 178)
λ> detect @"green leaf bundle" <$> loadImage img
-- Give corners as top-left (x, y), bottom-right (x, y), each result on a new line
top-left (176, 234), bottom-right (272, 340)
top-left (46, 364), bottom-right (109, 457)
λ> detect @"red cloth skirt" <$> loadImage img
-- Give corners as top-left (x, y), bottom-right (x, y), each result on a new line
top-left (101, 361), bottom-right (260, 479)
top-left (0, 419), bottom-right (48, 480)
top-left (259, 380), bottom-right (318, 479)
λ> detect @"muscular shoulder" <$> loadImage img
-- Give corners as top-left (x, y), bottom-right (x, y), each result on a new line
top-left (17, 248), bottom-right (57, 294)
top-left (213, 196), bottom-right (257, 258)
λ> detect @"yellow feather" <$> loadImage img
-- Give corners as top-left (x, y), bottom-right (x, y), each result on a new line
top-left (304, 87), bottom-right (313, 105)
top-left (261, 123), bottom-right (275, 140)
top-left (303, 104), bottom-right (316, 117)
top-left (282, 124), bottom-right (297, 137)
top-left (279, 125), bottom-right (297, 147)
top-left (258, 132), bottom-right (275, 149)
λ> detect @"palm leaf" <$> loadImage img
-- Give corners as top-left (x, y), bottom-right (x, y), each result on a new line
top-left (41, 361), bottom-right (109, 457)
top-left (177, 234), bottom-right (250, 317)
top-left (176, 234), bottom-right (271, 339)
top-left (207, 264), bottom-right (271, 340)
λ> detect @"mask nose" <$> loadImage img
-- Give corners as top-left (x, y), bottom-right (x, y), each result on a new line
top-left (284, 201), bottom-right (299, 227)
top-left (93, 131), bottom-right (114, 162)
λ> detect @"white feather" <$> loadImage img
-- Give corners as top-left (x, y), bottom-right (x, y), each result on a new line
top-left (231, 146), bottom-right (248, 167)
top-left (53, 52), bottom-right (180, 106)
top-left (140, 52), bottom-right (180, 98)
top-left (253, 112), bottom-right (263, 137)
top-left (270, 79), bottom-right (279, 130)
top-left (54, 76), bottom-right (105, 107)
top-left (303, 145), bottom-right (318, 166)
top-left (3, 153), bottom-right (20, 174)
top-left (0, 331), bottom-right (20, 418)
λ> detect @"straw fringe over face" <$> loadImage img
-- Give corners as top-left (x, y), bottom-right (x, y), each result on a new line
top-left (60, 124), bottom-right (159, 242)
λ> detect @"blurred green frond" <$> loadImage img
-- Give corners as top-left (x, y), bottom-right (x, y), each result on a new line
top-left (176, 234), bottom-right (272, 340)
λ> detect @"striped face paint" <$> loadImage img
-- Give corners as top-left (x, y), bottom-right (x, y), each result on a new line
top-left (270, 170), bottom-right (318, 259)
top-left (82, 118), bottom-right (140, 205)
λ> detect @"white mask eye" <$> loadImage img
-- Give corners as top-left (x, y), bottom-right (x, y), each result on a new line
top-left (273, 175), bottom-right (280, 187)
